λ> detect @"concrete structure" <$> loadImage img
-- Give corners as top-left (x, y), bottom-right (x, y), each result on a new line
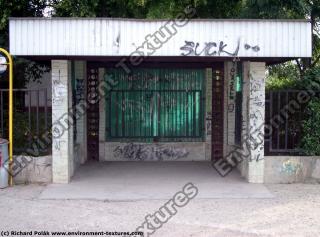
top-left (264, 156), bottom-right (320, 183)
top-left (9, 16), bottom-right (312, 184)
top-left (39, 162), bottom-right (273, 200)
top-left (13, 155), bottom-right (52, 184)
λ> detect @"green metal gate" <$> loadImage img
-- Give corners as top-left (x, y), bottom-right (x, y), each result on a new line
top-left (105, 68), bottom-right (205, 141)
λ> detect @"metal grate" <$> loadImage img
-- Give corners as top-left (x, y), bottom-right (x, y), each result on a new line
top-left (0, 89), bottom-right (51, 155)
top-left (211, 68), bottom-right (224, 161)
top-left (105, 68), bottom-right (205, 141)
top-left (265, 90), bottom-right (320, 155)
top-left (87, 66), bottom-right (100, 160)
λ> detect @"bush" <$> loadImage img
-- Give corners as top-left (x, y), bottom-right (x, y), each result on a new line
top-left (298, 66), bottom-right (320, 90)
top-left (301, 98), bottom-right (320, 156)
top-left (266, 62), bottom-right (300, 90)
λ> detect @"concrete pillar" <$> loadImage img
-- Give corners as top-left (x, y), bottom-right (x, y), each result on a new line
top-left (51, 60), bottom-right (73, 183)
top-left (224, 62), bottom-right (236, 148)
top-left (74, 61), bottom-right (87, 165)
top-left (245, 62), bottom-right (265, 183)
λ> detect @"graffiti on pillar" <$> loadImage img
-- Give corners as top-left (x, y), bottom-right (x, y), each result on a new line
top-left (248, 72), bottom-right (265, 162)
top-left (249, 110), bottom-right (263, 127)
top-left (180, 39), bottom-right (260, 56)
top-left (52, 70), bottom-right (67, 105)
top-left (227, 61), bottom-right (237, 113)
top-left (113, 143), bottom-right (189, 161)
top-left (53, 139), bottom-right (67, 151)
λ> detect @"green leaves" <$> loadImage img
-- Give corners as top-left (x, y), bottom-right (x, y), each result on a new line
top-left (241, 0), bottom-right (307, 19)
top-left (301, 98), bottom-right (320, 156)
top-left (50, 0), bottom-right (244, 19)
top-left (266, 62), bottom-right (300, 90)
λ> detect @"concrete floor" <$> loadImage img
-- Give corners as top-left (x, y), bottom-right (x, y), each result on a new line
top-left (40, 162), bottom-right (273, 200)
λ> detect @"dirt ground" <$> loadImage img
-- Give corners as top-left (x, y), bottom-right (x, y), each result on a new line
top-left (0, 184), bottom-right (320, 237)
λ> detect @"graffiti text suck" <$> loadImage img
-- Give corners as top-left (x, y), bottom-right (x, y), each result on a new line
top-left (180, 40), bottom-right (260, 56)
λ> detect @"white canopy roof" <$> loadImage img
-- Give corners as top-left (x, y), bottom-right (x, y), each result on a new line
top-left (9, 18), bottom-right (312, 59)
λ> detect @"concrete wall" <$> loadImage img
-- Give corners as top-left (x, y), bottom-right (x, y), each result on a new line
top-left (13, 154), bottom-right (320, 184)
top-left (13, 155), bottom-right (320, 184)
top-left (14, 156), bottom-right (52, 184)
top-left (236, 62), bottom-right (265, 183)
top-left (246, 62), bottom-right (265, 183)
top-left (223, 62), bottom-right (236, 157)
top-left (98, 67), bottom-right (213, 162)
top-left (223, 62), bottom-right (266, 183)
top-left (264, 156), bottom-right (320, 183)
top-left (51, 60), bottom-right (87, 183)
top-left (101, 142), bottom-right (205, 161)
top-left (50, 60), bottom-right (268, 184)
top-left (52, 60), bottom-right (73, 183)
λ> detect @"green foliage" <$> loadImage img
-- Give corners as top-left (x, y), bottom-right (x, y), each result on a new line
top-left (52, 0), bottom-right (147, 18)
top-left (0, 0), bottom-right (47, 47)
top-left (52, 0), bottom-right (243, 18)
top-left (243, 0), bottom-right (320, 75)
top-left (141, 0), bottom-right (243, 19)
top-left (0, 0), bottom-right (46, 31)
top-left (301, 98), bottom-right (320, 156)
top-left (266, 62), bottom-right (320, 91)
top-left (0, 0), bottom-right (49, 89)
top-left (0, 58), bottom-right (50, 89)
top-left (298, 66), bottom-right (320, 89)
top-left (266, 77), bottom-right (299, 90)
top-left (241, 0), bottom-right (307, 19)
top-left (266, 62), bottom-right (300, 90)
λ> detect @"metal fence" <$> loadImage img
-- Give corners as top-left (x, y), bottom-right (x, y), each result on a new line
top-left (105, 67), bottom-right (205, 142)
top-left (107, 90), bottom-right (203, 140)
top-left (265, 90), bottom-right (320, 155)
top-left (0, 89), bottom-right (51, 155)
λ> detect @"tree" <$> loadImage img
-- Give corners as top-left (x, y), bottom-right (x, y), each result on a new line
top-left (0, 0), bottom-right (47, 47)
top-left (0, 0), bottom-right (49, 88)
top-left (50, 0), bottom-right (243, 19)
top-left (242, 0), bottom-right (320, 77)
